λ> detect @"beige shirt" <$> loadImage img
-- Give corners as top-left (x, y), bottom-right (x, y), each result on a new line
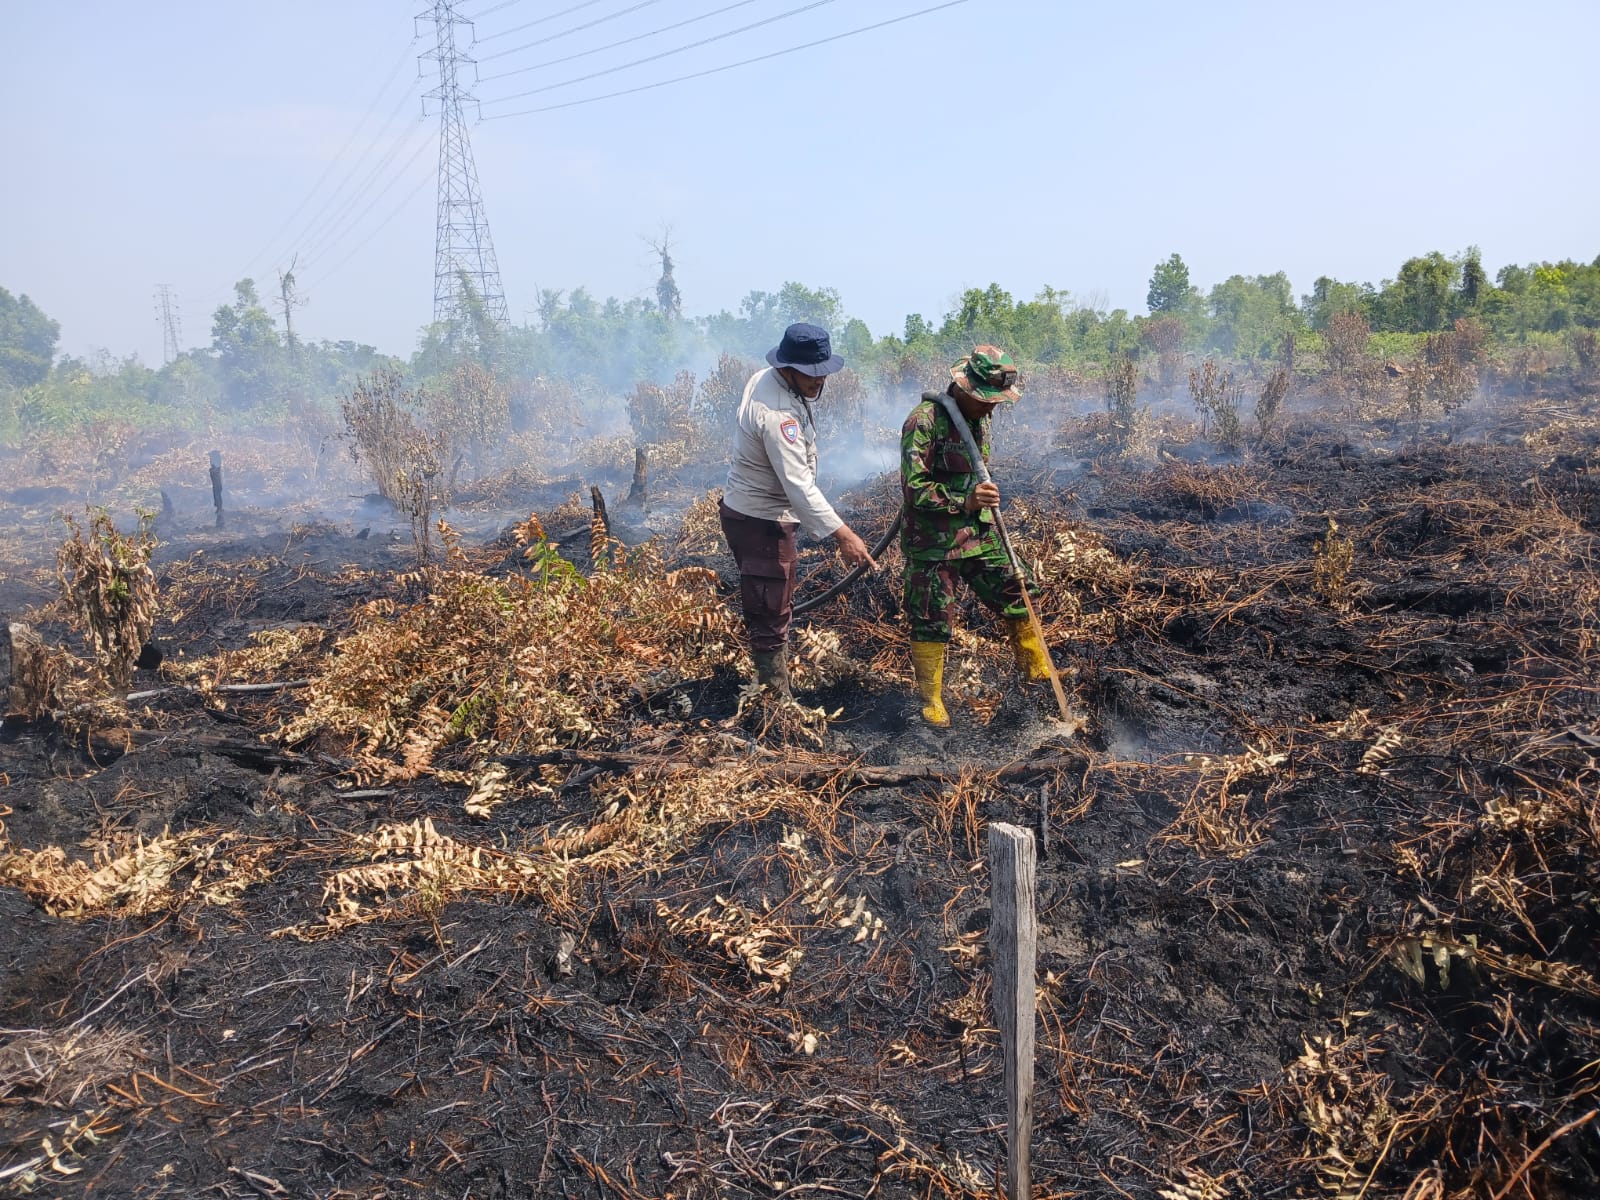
top-left (721, 367), bottom-right (843, 539)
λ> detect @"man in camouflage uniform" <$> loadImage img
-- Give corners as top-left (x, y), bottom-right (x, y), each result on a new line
top-left (900, 345), bottom-right (1051, 726)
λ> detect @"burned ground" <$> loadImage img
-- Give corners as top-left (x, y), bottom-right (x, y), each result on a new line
top-left (4, 390), bottom-right (1600, 1199)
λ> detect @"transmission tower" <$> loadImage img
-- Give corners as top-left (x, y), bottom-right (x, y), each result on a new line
top-left (154, 285), bottom-right (183, 364)
top-left (422, 1), bottom-right (509, 334)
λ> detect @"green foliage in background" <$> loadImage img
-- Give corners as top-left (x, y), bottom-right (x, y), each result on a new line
top-left (7, 244), bottom-right (1599, 440)
top-left (0, 288), bottom-right (60, 389)
top-left (1303, 248), bottom-right (1600, 341)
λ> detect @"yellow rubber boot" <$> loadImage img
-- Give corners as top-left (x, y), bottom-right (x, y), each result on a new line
top-left (1004, 616), bottom-right (1052, 682)
top-left (909, 641), bottom-right (950, 727)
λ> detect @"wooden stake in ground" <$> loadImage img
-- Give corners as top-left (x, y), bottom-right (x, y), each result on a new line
top-left (988, 822), bottom-right (1037, 1200)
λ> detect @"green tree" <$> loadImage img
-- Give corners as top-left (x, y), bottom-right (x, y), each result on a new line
top-left (1479, 259), bottom-right (1600, 339)
top-left (17, 352), bottom-right (164, 433)
top-left (1527, 264), bottom-right (1574, 331)
top-left (702, 281), bottom-right (844, 361)
top-left (1301, 276), bottom-right (1370, 330)
top-left (0, 287), bottom-right (60, 388)
top-left (210, 279), bottom-right (285, 409)
top-left (943, 283), bottom-right (1017, 348)
top-left (457, 271), bottom-right (505, 368)
top-left (837, 317), bottom-right (874, 361)
top-left (1489, 263), bottom-right (1534, 340)
top-left (1207, 272), bottom-right (1302, 359)
top-left (1455, 246), bottom-right (1488, 316)
top-left (1572, 256), bottom-right (1600, 328)
top-left (1147, 253), bottom-right (1200, 315)
top-left (903, 313), bottom-right (933, 344)
top-left (1092, 308), bottom-right (1137, 360)
top-left (1372, 252), bottom-right (1457, 332)
top-left (1011, 287), bottom-right (1081, 362)
top-left (649, 231), bottom-right (682, 321)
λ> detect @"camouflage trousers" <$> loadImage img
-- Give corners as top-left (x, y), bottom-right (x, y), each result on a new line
top-left (902, 543), bottom-right (1032, 643)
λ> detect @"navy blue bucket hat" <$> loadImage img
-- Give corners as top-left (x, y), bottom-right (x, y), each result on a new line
top-left (766, 322), bottom-right (844, 377)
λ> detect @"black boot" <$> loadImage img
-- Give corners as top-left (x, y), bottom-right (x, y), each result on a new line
top-left (751, 648), bottom-right (792, 697)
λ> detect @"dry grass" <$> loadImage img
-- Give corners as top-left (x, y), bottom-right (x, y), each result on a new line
top-left (1160, 743), bottom-right (1287, 856)
top-left (0, 1027), bottom-right (143, 1108)
top-left (1133, 460), bottom-right (1263, 517)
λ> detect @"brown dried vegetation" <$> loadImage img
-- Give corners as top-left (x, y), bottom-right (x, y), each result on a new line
top-left (1256, 367), bottom-right (1290, 443)
top-left (1141, 314), bottom-right (1188, 396)
top-left (341, 366), bottom-right (449, 562)
top-left (55, 509), bottom-right (158, 693)
top-left (1103, 352), bottom-right (1140, 446)
top-left (1188, 359), bottom-right (1244, 451)
top-left (279, 517), bottom-right (741, 779)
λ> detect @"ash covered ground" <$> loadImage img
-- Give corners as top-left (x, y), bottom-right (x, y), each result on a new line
top-left (4, 383), bottom-right (1600, 1199)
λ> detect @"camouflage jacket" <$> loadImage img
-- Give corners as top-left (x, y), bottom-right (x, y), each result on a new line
top-left (900, 392), bottom-right (1000, 561)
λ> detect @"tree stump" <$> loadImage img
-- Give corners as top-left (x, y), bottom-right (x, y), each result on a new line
top-left (626, 447), bottom-right (648, 507)
top-left (4, 622), bottom-right (53, 718)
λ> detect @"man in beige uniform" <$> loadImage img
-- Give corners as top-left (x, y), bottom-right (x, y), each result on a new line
top-left (720, 323), bottom-right (875, 695)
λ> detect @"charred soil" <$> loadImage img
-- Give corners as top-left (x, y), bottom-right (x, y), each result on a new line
top-left (4, 392), bottom-right (1600, 1199)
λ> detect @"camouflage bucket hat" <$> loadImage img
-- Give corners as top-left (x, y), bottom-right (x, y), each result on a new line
top-left (950, 345), bottom-right (1022, 402)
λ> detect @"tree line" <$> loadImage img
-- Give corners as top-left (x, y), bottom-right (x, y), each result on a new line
top-left (2, 246), bottom-right (1596, 440)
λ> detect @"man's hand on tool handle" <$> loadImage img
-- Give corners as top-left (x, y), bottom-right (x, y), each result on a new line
top-left (833, 524), bottom-right (878, 570)
top-left (964, 482), bottom-right (1001, 513)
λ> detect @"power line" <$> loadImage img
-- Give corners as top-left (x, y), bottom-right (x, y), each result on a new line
top-left (298, 124), bottom-right (436, 272)
top-left (480, 0), bottom-right (842, 106)
top-left (474, 0), bottom-right (611, 43)
top-left (226, 78), bottom-right (426, 312)
top-left (287, 96), bottom-right (429, 267)
top-left (235, 40), bottom-right (420, 283)
top-left (477, 0), bottom-right (666, 63)
top-left (299, 174), bottom-right (435, 290)
top-left (295, 120), bottom-right (432, 269)
top-left (463, 0), bottom-right (529, 18)
top-left (479, 0), bottom-right (763, 83)
top-left (481, 0), bottom-right (970, 119)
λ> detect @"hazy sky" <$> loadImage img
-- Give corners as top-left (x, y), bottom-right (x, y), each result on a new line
top-left (5, 0), bottom-right (1596, 364)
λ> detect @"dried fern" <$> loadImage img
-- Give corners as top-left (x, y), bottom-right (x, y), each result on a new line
top-left (1312, 517), bottom-right (1355, 612)
top-left (658, 894), bottom-right (804, 996)
top-left (280, 531), bottom-right (740, 776)
top-left (56, 509), bottom-right (158, 692)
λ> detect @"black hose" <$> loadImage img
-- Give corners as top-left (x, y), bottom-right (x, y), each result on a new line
top-left (792, 510), bottom-right (902, 616)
